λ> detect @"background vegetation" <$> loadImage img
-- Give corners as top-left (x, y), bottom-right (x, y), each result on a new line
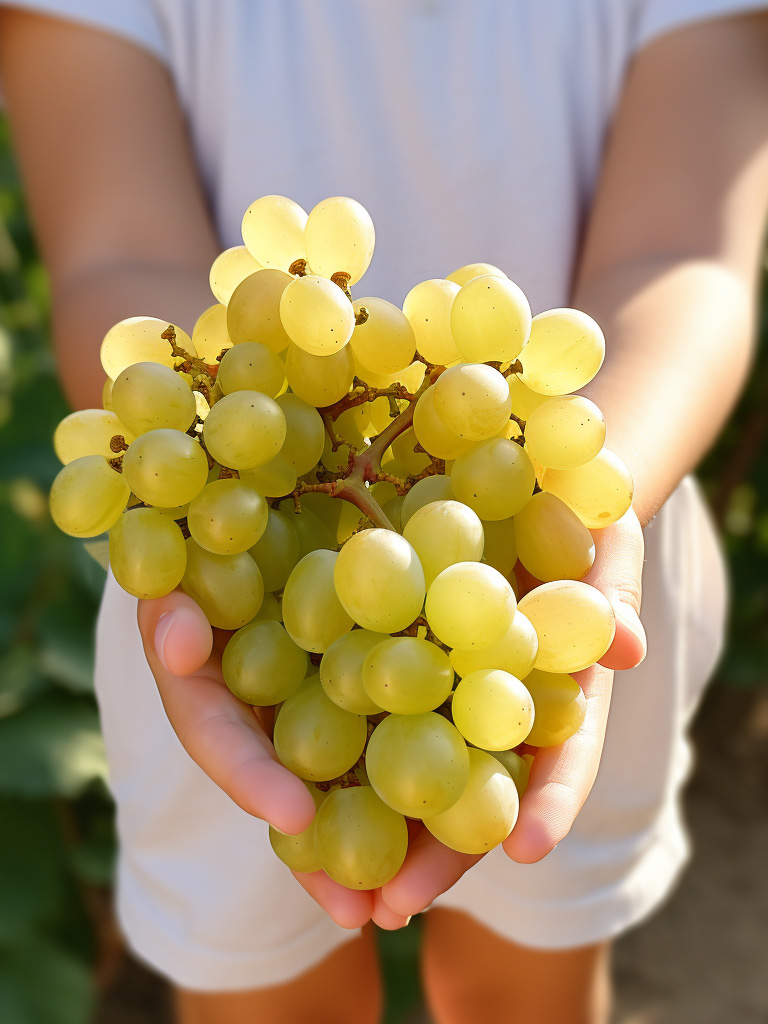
top-left (0, 114), bottom-right (765, 1023)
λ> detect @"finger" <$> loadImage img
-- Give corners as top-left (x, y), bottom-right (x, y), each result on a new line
top-left (381, 827), bottom-right (481, 918)
top-left (292, 870), bottom-right (374, 930)
top-left (137, 596), bottom-right (315, 835)
top-left (503, 662), bottom-right (613, 863)
top-left (371, 889), bottom-right (411, 931)
top-left (139, 590), bottom-right (214, 677)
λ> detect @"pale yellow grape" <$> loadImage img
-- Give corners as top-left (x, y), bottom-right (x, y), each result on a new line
top-left (209, 245), bottom-right (262, 304)
top-left (273, 676), bottom-right (366, 781)
top-left (248, 509), bottom-right (300, 591)
top-left (102, 378), bottom-right (114, 410)
top-left (283, 550), bottom-right (354, 653)
top-left (187, 479), bottom-right (268, 555)
top-left (362, 637), bottom-right (453, 715)
top-left (514, 492), bottom-right (595, 582)
top-left (402, 279), bottom-right (462, 365)
top-left (111, 362), bottom-right (197, 436)
top-left (280, 274), bottom-right (355, 356)
top-left (269, 783), bottom-right (326, 873)
top-left (50, 456), bottom-right (129, 537)
top-left (281, 505), bottom-right (337, 559)
top-left (452, 669), bottom-right (534, 750)
top-left (446, 263), bottom-right (506, 287)
top-left (450, 612), bottom-right (538, 680)
top-left (54, 409), bottom-right (134, 464)
top-left (524, 395), bottom-right (605, 470)
top-left (400, 474), bottom-right (454, 526)
top-left (203, 391), bottom-right (286, 470)
top-left (216, 342), bottom-right (285, 398)
top-left (276, 393), bottom-right (325, 474)
top-left (523, 669), bottom-right (586, 747)
top-left (481, 517), bottom-right (517, 577)
top-left (366, 712), bottom-right (469, 817)
top-left (520, 309), bottom-right (605, 395)
top-left (222, 619), bottom-right (307, 705)
top-left (122, 429), bottom-right (208, 507)
top-left (100, 316), bottom-right (195, 380)
top-left (192, 303), bottom-right (231, 362)
top-left (240, 455), bottom-right (297, 497)
top-left (284, 343), bottom-right (355, 407)
top-left (297, 492), bottom-right (342, 535)
top-left (403, 499), bottom-right (484, 585)
top-left (241, 195), bottom-right (307, 270)
top-left (541, 449), bottom-right (634, 529)
top-left (426, 561), bottom-right (516, 650)
top-left (336, 501), bottom-right (364, 545)
top-left (315, 786), bottom-right (407, 890)
top-left (433, 364), bottom-right (512, 441)
top-left (397, 361), bottom-right (427, 395)
top-left (451, 276), bottom-right (531, 364)
top-left (194, 391), bottom-right (211, 421)
top-left (487, 749), bottom-right (534, 798)
top-left (227, 269), bottom-right (293, 352)
top-left (334, 529), bottom-right (425, 632)
top-left (507, 374), bottom-right (548, 421)
top-left (412, 387), bottom-right (473, 460)
top-left (383, 495), bottom-right (404, 532)
top-left (320, 629), bottom-right (387, 715)
top-left (155, 502), bottom-right (189, 521)
top-left (182, 539), bottom-right (264, 629)
top-left (518, 580), bottom-right (615, 673)
top-left (390, 427), bottom-right (431, 475)
top-left (109, 508), bottom-right (186, 599)
top-left (451, 438), bottom-right (535, 520)
top-left (304, 197), bottom-right (375, 285)
top-left (424, 748), bottom-right (518, 855)
top-left (350, 297), bottom-right (415, 374)
top-left (254, 592), bottom-right (282, 622)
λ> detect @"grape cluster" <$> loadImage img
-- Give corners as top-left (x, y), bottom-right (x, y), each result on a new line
top-left (49, 195), bottom-right (633, 891)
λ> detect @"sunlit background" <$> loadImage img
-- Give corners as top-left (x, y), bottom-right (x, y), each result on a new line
top-left (0, 114), bottom-right (766, 1023)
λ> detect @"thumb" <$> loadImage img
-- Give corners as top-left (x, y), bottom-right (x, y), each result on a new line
top-left (138, 589), bottom-right (214, 678)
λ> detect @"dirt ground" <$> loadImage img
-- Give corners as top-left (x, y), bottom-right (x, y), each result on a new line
top-left (94, 685), bottom-right (768, 1024)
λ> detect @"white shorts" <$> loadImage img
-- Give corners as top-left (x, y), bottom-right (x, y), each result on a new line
top-left (94, 476), bottom-right (727, 991)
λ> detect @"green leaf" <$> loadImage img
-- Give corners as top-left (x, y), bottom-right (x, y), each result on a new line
top-left (0, 935), bottom-right (92, 1024)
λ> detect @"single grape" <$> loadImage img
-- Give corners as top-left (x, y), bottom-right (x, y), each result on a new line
top-left (50, 456), bottom-right (129, 537)
top-left (540, 449), bottom-right (634, 529)
top-left (209, 245), bottom-right (262, 304)
top-left (519, 308), bottom-right (605, 395)
top-left (269, 782), bottom-right (327, 873)
top-left (451, 669), bottom-right (534, 750)
top-left (351, 297), bottom-right (415, 375)
top-left (513, 491), bottom-right (595, 581)
top-left (217, 342), bottom-right (286, 398)
top-left (241, 195), bottom-right (307, 270)
top-left (390, 427), bottom-right (431, 476)
top-left (203, 391), bottom-right (286, 470)
top-left (451, 438), bottom-right (535, 520)
top-left (254, 592), bottom-right (282, 622)
top-left (240, 455), bottom-right (297, 498)
top-left (319, 629), bottom-right (387, 715)
top-left (446, 262), bottom-right (506, 287)
top-left (451, 275), bottom-right (531, 364)
top-left (187, 478), bottom-right (268, 555)
top-left (111, 361), bottom-right (197, 436)
top-left (402, 279), bottom-right (462, 365)
top-left (304, 197), bottom-right (375, 285)
top-left (488, 749), bottom-right (534, 797)
top-left (522, 669), bottom-right (586, 747)
top-left (101, 316), bottom-right (194, 380)
top-left (524, 395), bottom-right (605, 470)
top-left (122, 428), bottom-right (209, 507)
top-left (109, 507), bottom-right (186, 599)
top-left (481, 517), bottom-right (517, 577)
top-left (248, 509), bottom-right (300, 591)
top-left (507, 374), bottom-right (548, 421)
top-left (426, 561), bottom-right (516, 650)
top-left (227, 268), bottom-right (293, 351)
top-left (283, 550), bottom-right (354, 653)
top-left (383, 495), bottom-right (405, 532)
top-left (518, 580), bottom-right (615, 673)
top-left (412, 387), bottom-right (473, 460)
top-left (433, 364), bottom-right (512, 441)
top-left (222, 619), bottom-right (307, 705)
top-left (279, 505), bottom-right (338, 559)
top-left (280, 274), bottom-right (355, 356)
top-left (284, 343), bottom-right (355, 407)
top-left (400, 474), bottom-right (455, 526)
top-left (53, 409), bottom-right (134, 464)
top-left (362, 636), bottom-right (454, 715)
top-left (334, 529), bottom-right (426, 633)
top-left (449, 611), bottom-right (538, 679)
top-left (276, 393), bottom-right (325, 475)
top-left (181, 539), bottom-right (264, 629)
top-left (403, 499), bottom-right (484, 585)
top-left (192, 303), bottom-right (231, 363)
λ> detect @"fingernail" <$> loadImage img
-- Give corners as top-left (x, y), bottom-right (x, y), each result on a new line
top-left (615, 601), bottom-right (647, 658)
top-left (154, 612), bottom-right (175, 671)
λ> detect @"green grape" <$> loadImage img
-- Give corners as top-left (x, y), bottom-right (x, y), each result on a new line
top-left (507, 374), bottom-right (548, 421)
top-left (315, 786), bottom-right (408, 890)
top-left (451, 438), bottom-right (535, 521)
top-left (426, 561), bottom-right (516, 650)
top-left (293, 490), bottom-right (342, 535)
top-left (155, 502), bottom-right (190, 520)
top-left (366, 712), bottom-right (469, 817)
top-left (109, 507), bottom-right (186, 599)
top-left (181, 539), bottom-right (264, 629)
top-left (254, 592), bottom-right (282, 622)
top-left (523, 669), bottom-right (586, 747)
top-left (524, 395), bottom-right (605, 470)
top-left (383, 495), bottom-right (404, 532)
top-left (446, 262), bottom-right (506, 287)
top-left (362, 636), bottom-right (453, 715)
top-left (240, 455), bottom-right (297, 498)
top-left (283, 550), bottom-right (354, 653)
top-left (320, 629), bottom-right (387, 714)
top-left (222, 619), bottom-right (307, 705)
top-left (100, 316), bottom-right (195, 380)
top-left (519, 308), bottom-right (605, 396)
top-left (122, 429), bottom-right (209, 506)
top-left (209, 245), bottom-right (262, 304)
top-left (433, 364), bottom-right (512, 442)
top-left (227, 269), bottom-right (293, 351)
top-left (280, 274), bottom-right (355, 356)
top-left (241, 195), bottom-right (307, 270)
top-left (192, 303), bottom-right (231, 363)
top-left (336, 502), bottom-right (364, 544)
top-left (284, 343), bottom-right (355, 407)
top-left (402, 279), bottom-right (462, 365)
top-left (400, 474), bottom-right (455, 526)
top-left (203, 391), bottom-right (286, 470)
top-left (423, 748), bottom-right (518, 855)
top-left (412, 387), bottom-right (473, 460)
top-left (217, 341), bottom-right (286, 398)
top-left (304, 196), bottom-right (375, 285)
top-left (540, 449), bottom-right (634, 529)
top-left (334, 529), bottom-right (425, 632)
top-left (280, 505), bottom-right (337, 559)
top-left (248, 509), bottom-right (300, 591)
top-left (390, 427), bottom-right (431, 476)
top-left (273, 676), bottom-right (366, 781)
top-left (53, 409), bottom-right (134, 464)
top-left (481, 517), bottom-right (517, 577)
top-left (450, 611), bottom-right (538, 679)
top-left (50, 456), bottom-right (129, 537)
top-left (518, 580), bottom-right (615, 674)
top-left (350, 297), bottom-right (415, 375)
top-left (451, 669), bottom-right (534, 750)
top-left (102, 378), bottom-right (114, 410)
top-left (488, 749), bottom-right (534, 798)
top-left (111, 361), bottom-right (197, 436)
top-left (403, 499), bottom-right (484, 585)
top-left (269, 782), bottom-right (327, 873)
top-left (276, 393), bottom-right (325, 474)
top-left (513, 491), bottom-right (595, 581)
top-left (451, 276), bottom-right (531, 364)
top-left (187, 479), bottom-right (268, 555)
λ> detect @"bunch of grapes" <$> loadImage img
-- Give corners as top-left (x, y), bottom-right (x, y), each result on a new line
top-left (49, 194), bottom-right (633, 891)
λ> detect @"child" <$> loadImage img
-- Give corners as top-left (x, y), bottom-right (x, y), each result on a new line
top-left (1, 3), bottom-right (766, 1021)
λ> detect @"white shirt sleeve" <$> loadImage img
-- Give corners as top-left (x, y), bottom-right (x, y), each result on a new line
top-left (634, 0), bottom-right (768, 52)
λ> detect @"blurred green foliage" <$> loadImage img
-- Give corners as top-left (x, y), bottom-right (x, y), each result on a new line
top-left (0, 109), bottom-right (765, 1023)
